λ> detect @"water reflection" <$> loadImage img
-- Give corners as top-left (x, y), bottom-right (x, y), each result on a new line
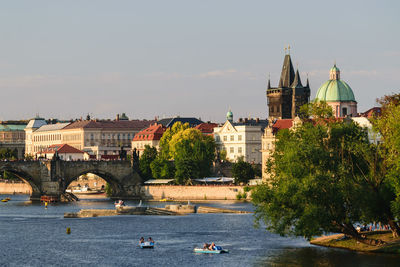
top-left (255, 246), bottom-right (400, 267)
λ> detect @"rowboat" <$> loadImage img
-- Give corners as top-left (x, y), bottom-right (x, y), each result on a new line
top-left (140, 242), bottom-right (154, 249)
top-left (193, 248), bottom-right (229, 254)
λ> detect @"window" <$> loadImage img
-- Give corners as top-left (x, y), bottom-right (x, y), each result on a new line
top-left (277, 106), bottom-right (280, 112)
top-left (215, 136), bottom-right (220, 142)
top-left (230, 135), bottom-right (234, 141)
top-left (230, 147), bottom-right (234, 153)
top-left (238, 147), bottom-right (242, 154)
top-left (238, 135), bottom-right (242, 141)
top-left (223, 136), bottom-right (227, 141)
top-left (342, 107), bottom-right (348, 116)
top-left (90, 134), bottom-right (94, 140)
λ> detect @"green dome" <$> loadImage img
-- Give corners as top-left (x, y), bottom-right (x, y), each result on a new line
top-left (315, 79), bottom-right (355, 102)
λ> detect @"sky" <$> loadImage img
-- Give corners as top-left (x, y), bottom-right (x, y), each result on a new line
top-left (0, 0), bottom-right (399, 123)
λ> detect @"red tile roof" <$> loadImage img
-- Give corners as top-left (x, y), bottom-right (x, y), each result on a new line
top-left (194, 123), bottom-right (218, 134)
top-left (272, 119), bottom-right (293, 133)
top-left (40, 144), bottom-right (84, 154)
top-left (132, 123), bottom-right (166, 141)
top-left (63, 120), bottom-right (155, 131)
top-left (360, 107), bottom-right (381, 118)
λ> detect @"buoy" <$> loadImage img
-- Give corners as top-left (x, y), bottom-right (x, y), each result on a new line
top-left (66, 227), bottom-right (71, 234)
top-left (45, 202), bottom-right (48, 209)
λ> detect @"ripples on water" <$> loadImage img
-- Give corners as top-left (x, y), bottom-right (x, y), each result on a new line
top-left (0, 195), bottom-right (399, 267)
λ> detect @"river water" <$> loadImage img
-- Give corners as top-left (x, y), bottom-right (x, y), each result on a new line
top-left (0, 195), bottom-right (399, 267)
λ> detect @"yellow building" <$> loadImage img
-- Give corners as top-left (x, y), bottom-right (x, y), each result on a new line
top-left (25, 116), bottom-right (154, 159)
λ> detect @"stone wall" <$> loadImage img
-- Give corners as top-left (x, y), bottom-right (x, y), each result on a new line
top-left (141, 185), bottom-right (249, 200)
top-left (0, 181), bottom-right (31, 194)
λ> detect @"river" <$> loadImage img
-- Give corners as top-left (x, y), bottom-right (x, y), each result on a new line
top-left (0, 195), bottom-right (398, 266)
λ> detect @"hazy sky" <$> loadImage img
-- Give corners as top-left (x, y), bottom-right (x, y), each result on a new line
top-left (0, 0), bottom-right (399, 122)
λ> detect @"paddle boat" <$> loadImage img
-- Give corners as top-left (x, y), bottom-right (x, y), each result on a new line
top-left (194, 244), bottom-right (228, 254)
top-left (139, 241), bottom-right (154, 249)
top-left (193, 247), bottom-right (228, 254)
top-left (114, 200), bottom-right (125, 208)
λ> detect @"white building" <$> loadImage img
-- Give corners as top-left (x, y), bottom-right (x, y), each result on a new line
top-left (351, 117), bottom-right (381, 144)
top-left (213, 111), bottom-right (268, 164)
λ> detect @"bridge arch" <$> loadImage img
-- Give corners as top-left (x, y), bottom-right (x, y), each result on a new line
top-left (0, 165), bottom-right (41, 197)
top-left (64, 170), bottom-right (124, 198)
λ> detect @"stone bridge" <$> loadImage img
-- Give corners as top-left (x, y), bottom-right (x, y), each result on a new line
top-left (0, 159), bottom-right (142, 201)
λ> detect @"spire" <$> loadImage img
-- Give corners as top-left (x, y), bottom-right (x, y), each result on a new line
top-left (306, 73), bottom-right (310, 88)
top-left (267, 73), bottom-right (271, 89)
top-left (291, 69), bottom-right (303, 88)
top-left (278, 54), bottom-right (295, 88)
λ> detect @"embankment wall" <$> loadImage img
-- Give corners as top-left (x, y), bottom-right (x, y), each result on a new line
top-left (141, 185), bottom-right (249, 200)
top-left (0, 181), bottom-right (31, 194)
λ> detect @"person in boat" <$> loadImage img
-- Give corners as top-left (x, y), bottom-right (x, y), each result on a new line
top-left (203, 243), bottom-right (210, 249)
top-left (139, 237), bottom-right (144, 244)
top-left (148, 237), bottom-right (154, 244)
top-left (209, 242), bottom-right (216, 250)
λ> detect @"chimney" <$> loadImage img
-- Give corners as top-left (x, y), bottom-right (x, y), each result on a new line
top-left (244, 118), bottom-right (248, 123)
top-left (239, 118), bottom-right (243, 122)
top-left (116, 114), bottom-right (120, 121)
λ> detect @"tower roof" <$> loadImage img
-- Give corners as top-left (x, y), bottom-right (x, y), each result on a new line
top-left (291, 69), bottom-right (303, 88)
top-left (278, 54), bottom-right (295, 88)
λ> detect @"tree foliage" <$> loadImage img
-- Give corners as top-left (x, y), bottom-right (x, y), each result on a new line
top-left (150, 158), bottom-right (175, 179)
top-left (252, 116), bottom-right (390, 245)
top-left (139, 145), bottom-right (158, 181)
top-left (232, 157), bottom-right (255, 185)
top-left (299, 100), bottom-right (334, 119)
top-left (373, 94), bottom-right (400, 220)
top-left (0, 148), bottom-right (17, 160)
top-left (170, 128), bottom-right (216, 184)
top-left (158, 122), bottom-right (190, 160)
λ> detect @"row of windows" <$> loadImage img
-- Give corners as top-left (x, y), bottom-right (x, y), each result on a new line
top-left (91, 133), bottom-right (132, 140)
top-left (216, 135), bottom-right (242, 142)
top-left (33, 134), bottom-right (62, 142)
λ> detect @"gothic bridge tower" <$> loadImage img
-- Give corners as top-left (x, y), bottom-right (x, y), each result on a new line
top-left (266, 48), bottom-right (310, 119)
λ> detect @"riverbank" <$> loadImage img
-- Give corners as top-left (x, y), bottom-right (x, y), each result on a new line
top-left (311, 231), bottom-right (400, 254)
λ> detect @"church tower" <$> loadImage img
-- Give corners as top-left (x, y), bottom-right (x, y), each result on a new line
top-left (266, 48), bottom-right (310, 119)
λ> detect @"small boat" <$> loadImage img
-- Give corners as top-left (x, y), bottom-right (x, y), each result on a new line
top-left (1, 199), bottom-right (8, 202)
top-left (194, 248), bottom-right (229, 254)
top-left (114, 200), bottom-right (125, 208)
top-left (139, 242), bottom-right (154, 249)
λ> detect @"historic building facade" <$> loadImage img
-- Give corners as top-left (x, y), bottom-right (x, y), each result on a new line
top-left (261, 117), bottom-right (301, 181)
top-left (315, 64), bottom-right (357, 117)
top-left (267, 52), bottom-right (310, 119)
top-left (0, 121), bottom-right (27, 159)
top-left (131, 123), bottom-right (166, 156)
top-left (213, 111), bottom-right (268, 164)
top-left (25, 116), bottom-right (154, 159)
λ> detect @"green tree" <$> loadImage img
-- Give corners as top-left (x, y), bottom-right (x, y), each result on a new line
top-left (139, 145), bottom-right (158, 181)
top-left (0, 148), bottom-right (17, 160)
top-left (150, 158), bottom-right (175, 179)
top-left (170, 128), bottom-right (216, 184)
top-left (372, 94), bottom-right (400, 225)
top-left (252, 119), bottom-right (386, 245)
top-left (299, 100), bottom-right (334, 119)
top-left (232, 157), bottom-right (255, 185)
top-left (158, 122), bottom-right (190, 160)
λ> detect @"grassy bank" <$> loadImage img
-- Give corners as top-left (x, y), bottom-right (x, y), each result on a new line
top-left (310, 231), bottom-right (400, 254)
